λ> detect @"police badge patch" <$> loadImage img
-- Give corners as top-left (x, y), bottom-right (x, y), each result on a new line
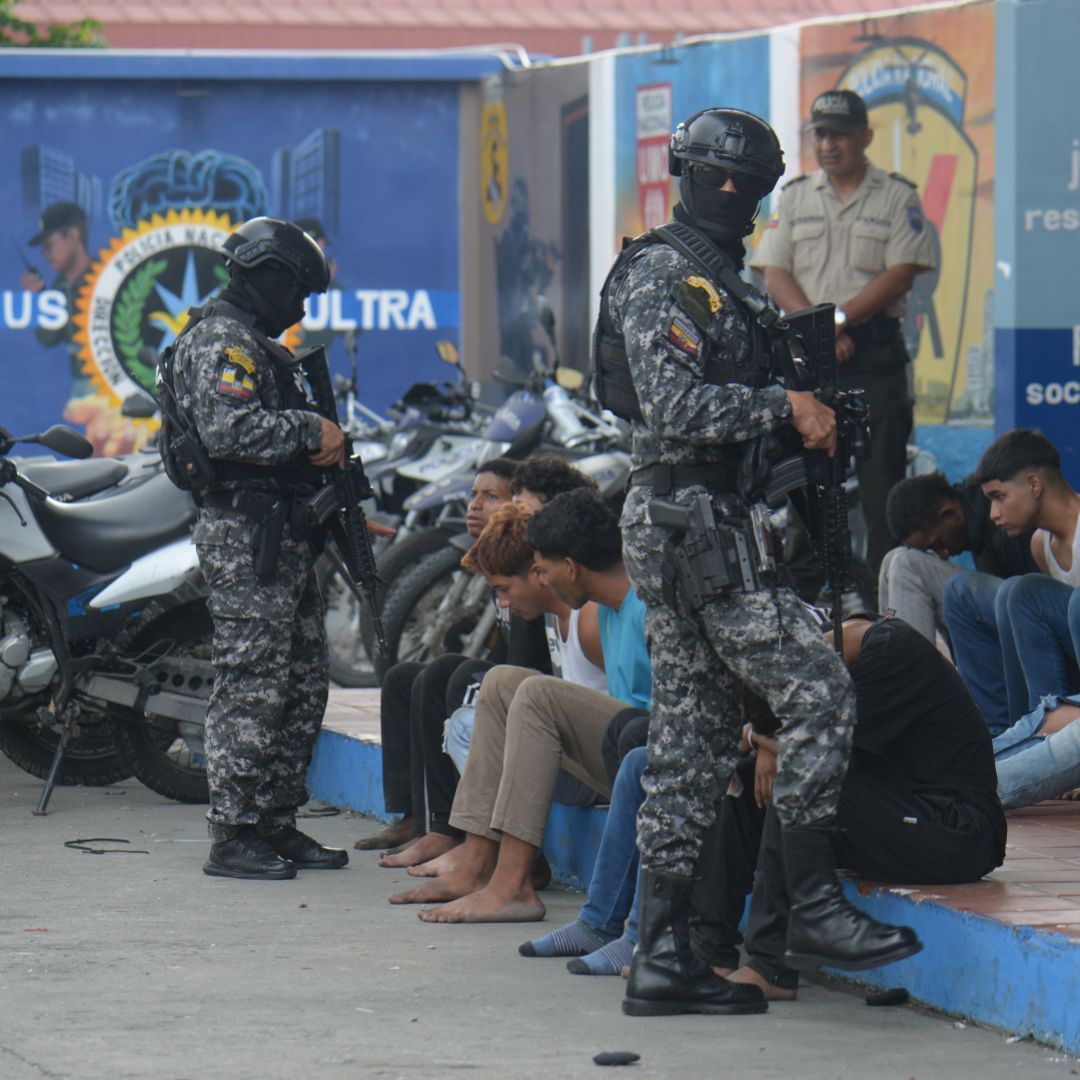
top-left (907, 205), bottom-right (925, 233)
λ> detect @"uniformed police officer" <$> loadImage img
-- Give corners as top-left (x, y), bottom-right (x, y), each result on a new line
top-left (752, 89), bottom-right (936, 577)
top-left (171, 217), bottom-right (350, 880)
top-left (596, 108), bottom-right (920, 1018)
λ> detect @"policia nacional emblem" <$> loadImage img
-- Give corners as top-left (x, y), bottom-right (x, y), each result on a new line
top-left (72, 208), bottom-right (235, 406)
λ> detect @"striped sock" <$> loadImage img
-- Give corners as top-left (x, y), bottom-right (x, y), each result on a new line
top-left (565, 934), bottom-right (635, 976)
top-left (518, 919), bottom-right (613, 958)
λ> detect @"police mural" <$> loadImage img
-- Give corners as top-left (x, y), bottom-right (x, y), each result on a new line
top-left (800, 1), bottom-right (997, 428)
top-left (3, 100), bottom-right (461, 455)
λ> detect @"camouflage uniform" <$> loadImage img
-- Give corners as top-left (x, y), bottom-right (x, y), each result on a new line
top-left (173, 311), bottom-right (328, 842)
top-left (612, 242), bottom-right (856, 878)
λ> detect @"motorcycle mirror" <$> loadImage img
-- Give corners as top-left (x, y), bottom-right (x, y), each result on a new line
top-left (555, 367), bottom-right (585, 392)
top-left (435, 340), bottom-right (460, 367)
top-left (32, 425), bottom-right (94, 459)
top-left (535, 296), bottom-right (556, 343)
top-left (121, 392), bottom-right (158, 419)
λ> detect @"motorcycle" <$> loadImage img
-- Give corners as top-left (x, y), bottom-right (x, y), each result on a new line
top-left (0, 422), bottom-right (211, 812)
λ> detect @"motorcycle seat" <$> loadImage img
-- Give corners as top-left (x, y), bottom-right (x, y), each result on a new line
top-left (19, 457), bottom-right (130, 500)
top-left (32, 471), bottom-right (197, 573)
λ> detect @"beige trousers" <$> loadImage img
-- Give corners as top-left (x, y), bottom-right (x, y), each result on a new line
top-left (448, 665), bottom-right (618, 847)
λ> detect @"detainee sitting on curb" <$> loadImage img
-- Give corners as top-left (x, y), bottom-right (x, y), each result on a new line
top-left (389, 490), bottom-right (651, 922)
top-left (384, 498), bottom-right (607, 872)
top-left (520, 613), bottom-right (1007, 994)
top-left (372, 457), bottom-right (602, 867)
top-left (878, 471), bottom-right (1036, 650)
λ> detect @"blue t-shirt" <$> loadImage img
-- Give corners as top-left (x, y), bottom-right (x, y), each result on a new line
top-left (597, 585), bottom-right (652, 711)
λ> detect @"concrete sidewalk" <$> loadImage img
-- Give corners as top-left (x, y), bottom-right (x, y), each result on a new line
top-left (1, 756), bottom-right (1076, 1080)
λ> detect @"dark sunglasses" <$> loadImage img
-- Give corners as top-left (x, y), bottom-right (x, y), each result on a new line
top-left (691, 163), bottom-right (772, 199)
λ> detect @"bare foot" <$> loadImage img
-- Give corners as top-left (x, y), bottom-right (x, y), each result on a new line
top-left (418, 882), bottom-right (545, 923)
top-left (406, 846), bottom-right (464, 879)
top-left (388, 865), bottom-right (490, 905)
top-left (531, 852), bottom-right (552, 891)
top-left (380, 832), bottom-right (460, 868)
top-left (353, 817), bottom-right (416, 851)
top-left (729, 965), bottom-right (797, 1001)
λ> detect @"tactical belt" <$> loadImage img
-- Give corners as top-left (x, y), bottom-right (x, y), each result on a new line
top-left (630, 463), bottom-right (738, 496)
top-left (846, 314), bottom-right (900, 346)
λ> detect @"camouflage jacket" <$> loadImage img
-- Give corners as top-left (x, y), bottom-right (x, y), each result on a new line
top-left (609, 243), bottom-right (794, 526)
top-left (173, 312), bottom-right (323, 473)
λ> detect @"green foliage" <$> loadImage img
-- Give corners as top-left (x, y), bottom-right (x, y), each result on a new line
top-left (114, 258), bottom-right (168, 392)
top-left (0, 0), bottom-right (105, 47)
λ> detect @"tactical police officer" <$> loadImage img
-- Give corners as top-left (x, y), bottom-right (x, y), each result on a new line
top-left (170, 217), bottom-right (349, 880)
top-left (752, 90), bottom-right (936, 577)
top-left (595, 108), bottom-right (920, 1018)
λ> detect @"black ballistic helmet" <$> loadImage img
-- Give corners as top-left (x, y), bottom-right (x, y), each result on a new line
top-left (669, 108), bottom-right (785, 197)
top-left (221, 217), bottom-right (331, 295)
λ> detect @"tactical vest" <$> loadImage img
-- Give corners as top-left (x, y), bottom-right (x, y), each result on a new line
top-left (592, 221), bottom-right (779, 425)
top-left (156, 298), bottom-right (320, 498)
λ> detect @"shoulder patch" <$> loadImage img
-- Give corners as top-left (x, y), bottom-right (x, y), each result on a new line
top-left (684, 275), bottom-right (722, 314)
top-left (782, 174), bottom-right (809, 190)
top-left (223, 346), bottom-right (257, 374)
top-left (665, 312), bottom-right (703, 360)
top-left (889, 172), bottom-right (918, 189)
top-left (216, 355), bottom-right (258, 403)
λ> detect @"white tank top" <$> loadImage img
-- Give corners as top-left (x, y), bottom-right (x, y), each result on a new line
top-left (545, 608), bottom-right (608, 693)
top-left (1041, 514), bottom-right (1080, 586)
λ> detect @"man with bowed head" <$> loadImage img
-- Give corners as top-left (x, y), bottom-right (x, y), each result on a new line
top-left (596, 106), bottom-right (919, 1018)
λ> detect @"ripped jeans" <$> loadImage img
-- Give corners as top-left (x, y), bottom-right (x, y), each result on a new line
top-left (993, 694), bottom-right (1080, 809)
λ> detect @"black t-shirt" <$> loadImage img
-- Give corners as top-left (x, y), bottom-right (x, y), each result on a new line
top-left (849, 616), bottom-right (1006, 844)
top-left (506, 613), bottom-right (553, 675)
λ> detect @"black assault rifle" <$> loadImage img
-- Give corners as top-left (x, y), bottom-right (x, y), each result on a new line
top-left (298, 346), bottom-right (388, 660)
top-left (767, 303), bottom-right (870, 654)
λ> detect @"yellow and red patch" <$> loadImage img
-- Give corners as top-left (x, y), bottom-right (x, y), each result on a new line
top-left (665, 315), bottom-right (701, 359)
top-left (217, 362), bottom-right (257, 402)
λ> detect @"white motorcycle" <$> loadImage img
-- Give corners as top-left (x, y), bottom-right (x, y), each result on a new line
top-left (0, 423), bottom-right (211, 812)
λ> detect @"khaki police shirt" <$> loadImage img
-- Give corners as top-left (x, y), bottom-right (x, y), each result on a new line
top-left (751, 162), bottom-right (936, 318)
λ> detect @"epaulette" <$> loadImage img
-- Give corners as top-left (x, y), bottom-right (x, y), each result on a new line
top-left (889, 171), bottom-right (917, 189)
top-left (781, 173), bottom-right (810, 190)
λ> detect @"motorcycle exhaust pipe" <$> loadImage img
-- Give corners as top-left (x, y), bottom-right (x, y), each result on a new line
top-left (84, 675), bottom-right (207, 727)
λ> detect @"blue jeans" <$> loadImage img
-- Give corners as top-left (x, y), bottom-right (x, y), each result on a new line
top-left (579, 746), bottom-right (646, 941)
top-left (994, 694), bottom-right (1080, 808)
top-left (945, 572), bottom-right (1080, 733)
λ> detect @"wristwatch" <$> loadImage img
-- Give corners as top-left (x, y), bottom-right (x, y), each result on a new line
top-left (834, 307), bottom-right (848, 331)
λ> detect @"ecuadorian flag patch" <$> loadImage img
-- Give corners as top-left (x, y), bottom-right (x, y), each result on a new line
top-left (666, 314), bottom-right (702, 359)
top-left (217, 362), bottom-right (257, 402)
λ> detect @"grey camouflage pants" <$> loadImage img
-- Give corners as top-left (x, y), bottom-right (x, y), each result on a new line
top-left (196, 517), bottom-right (328, 841)
top-left (623, 519), bottom-right (856, 877)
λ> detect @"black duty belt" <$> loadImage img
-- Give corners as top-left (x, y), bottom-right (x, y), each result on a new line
top-left (630, 463), bottom-right (737, 496)
top-left (846, 314), bottom-right (900, 346)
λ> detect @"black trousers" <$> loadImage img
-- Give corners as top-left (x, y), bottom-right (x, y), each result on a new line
top-left (378, 654), bottom-right (493, 834)
top-left (693, 767), bottom-right (1003, 983)
top-left (839, 340), bottom-right (914, 578)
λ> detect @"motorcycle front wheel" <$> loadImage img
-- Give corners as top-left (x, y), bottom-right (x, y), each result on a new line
top-left (111, 601), bottom-right (212, 804)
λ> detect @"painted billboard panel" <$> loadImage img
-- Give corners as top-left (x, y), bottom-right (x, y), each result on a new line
top-left (1, 73), bottom-right (461, 454)
top-left (995, 0), bottom-right (1080, 483)
top-left (800, 1), bottom-right (996, 444)
top-left (612, 38), bottom-right (772, 245)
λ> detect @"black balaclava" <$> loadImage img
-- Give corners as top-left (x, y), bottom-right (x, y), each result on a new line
top-left (220, 262), bottom-right (306, 339)
top-left (674, 172), bottom-right (762, 268)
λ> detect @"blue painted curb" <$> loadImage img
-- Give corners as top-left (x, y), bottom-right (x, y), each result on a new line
top-left (307, 727), bottom-right (1080, 1054)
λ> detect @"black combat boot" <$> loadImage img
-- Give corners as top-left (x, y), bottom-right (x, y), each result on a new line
top-left (204, 827), bottom-right (297, 880)
top-left (782, 826), bottom-right (922, 971)
top-left (266, 825), bottom-right (349, 869)
top-left (623, 870), bottom-right (768, 1017)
